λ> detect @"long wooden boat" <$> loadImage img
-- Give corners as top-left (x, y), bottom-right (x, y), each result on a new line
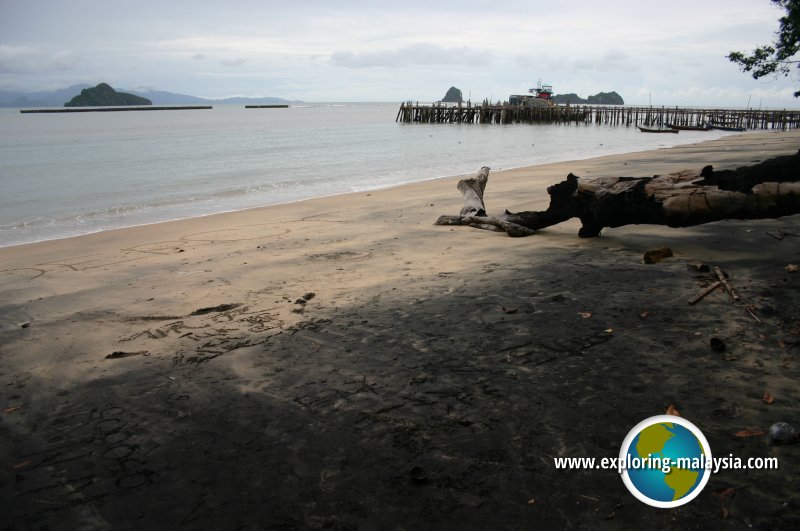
top-left (707, 123), bottom-right (746, 132)
top-left (666, 123), bottom-right (709, 131)
top-left (637, 125), bottom-right (679, 134)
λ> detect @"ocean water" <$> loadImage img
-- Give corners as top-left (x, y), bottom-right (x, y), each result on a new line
top-left (0, 103), bottom-right (735, 248)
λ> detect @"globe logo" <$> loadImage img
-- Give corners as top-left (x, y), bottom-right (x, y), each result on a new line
top-left (619, 415), bottom-right (712, 508)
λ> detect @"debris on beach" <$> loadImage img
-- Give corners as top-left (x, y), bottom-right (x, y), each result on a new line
top-left (687, 281), bottom-right (722, 305)
top-left (769, 422), bottom-right (798, 443)
top-left (189, 303), bottom-right (242, 316)
top-left (710, 337), bottom-right (726, 353)
top-left (786, 263), bottom-right (799, 273)
top-left (12, 459), bottom-right (32, 470)
top-left (744, 304), bottom-right (762, 323)
top-left (105, 350), bottom-right (149, 359)
top-left (715, 267), bottom-right (740, 302)
top-left (688, 263), bottom-right (711, 273)
top-left (734, 428), bottom-right (766, 438)
top-left (435, 153), bottom-right (800, 238)
top-left (643, 247), bottom-right (673, 264)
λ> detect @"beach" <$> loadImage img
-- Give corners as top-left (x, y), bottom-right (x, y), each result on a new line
top-left (1, 130), bottom-right (799, 529)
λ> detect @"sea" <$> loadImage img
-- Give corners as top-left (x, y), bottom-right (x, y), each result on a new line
top-left (0, 103), bottom-right (738, 248)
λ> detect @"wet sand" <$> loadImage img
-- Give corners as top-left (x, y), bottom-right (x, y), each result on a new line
top-left (1, 130), bottom-right (799, 529)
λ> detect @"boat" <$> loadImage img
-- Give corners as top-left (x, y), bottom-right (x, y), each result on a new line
top-left (706, 123), bottom-right (746, 132)
top-left (509, 80), bottom-right (555, 107)
top-left (637, 125), bottom-right (679, 133)
top-left (530, 80), bottom-right (554, 102)
top-left (666, 123), bottom-right (709, 131)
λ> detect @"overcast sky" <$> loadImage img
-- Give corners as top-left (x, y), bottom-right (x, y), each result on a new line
top-left (1, 0), bottom-right (798, 107)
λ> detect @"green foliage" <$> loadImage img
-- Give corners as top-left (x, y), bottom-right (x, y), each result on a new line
top-left (64, 83), bottom-right (152, 107)
top-left (728, 0), bottom-right (800, 96)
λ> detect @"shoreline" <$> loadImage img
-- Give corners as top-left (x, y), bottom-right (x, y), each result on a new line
top-left (0, 129), bottom-right (781, 253)
top-left (2, 129), bottom-right (800, 528)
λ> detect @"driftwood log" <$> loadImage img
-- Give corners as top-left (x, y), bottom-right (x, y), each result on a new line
top-left (435, 151), bottom-right (800, 237)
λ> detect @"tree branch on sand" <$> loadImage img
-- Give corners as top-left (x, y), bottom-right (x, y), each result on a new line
top-left (435, 152), bottom-right (800, 238)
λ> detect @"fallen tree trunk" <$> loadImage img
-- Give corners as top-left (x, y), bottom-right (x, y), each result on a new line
top-left (435, 151), bottom-right (800, 237)
top-left (457, 166), bottom-right (489, 217)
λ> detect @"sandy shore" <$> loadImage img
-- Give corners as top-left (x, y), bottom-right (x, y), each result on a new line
top-left (1, 130), bottom-right (799, 529)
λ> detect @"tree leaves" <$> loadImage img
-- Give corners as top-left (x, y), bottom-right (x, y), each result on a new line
top-left (728, 0), bottom-right (800, 96)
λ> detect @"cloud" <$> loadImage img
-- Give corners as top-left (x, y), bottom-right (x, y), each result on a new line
top-left (0, 45), bottom-right (80, 73)
top-left (574, 48), bottom-right (638, 72)
top-left (601, 48), bottom-right (629, 63)
top-left (331, 42), bottom-right (492, 68)
top-left (220, 57), bottom-right (246, 67)
top-left (0, 0), bottom-right (796, 106)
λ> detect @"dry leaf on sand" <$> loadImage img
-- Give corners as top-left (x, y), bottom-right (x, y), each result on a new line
top-left (734, 428), bottom-right (765, 438)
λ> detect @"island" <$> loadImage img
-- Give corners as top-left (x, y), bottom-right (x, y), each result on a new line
top-left (441, 87), bottom-right (463, 103)
top-left (65, 83), bottom-right (152, 107)
top-left (552, 91), bottom-right (624, 105)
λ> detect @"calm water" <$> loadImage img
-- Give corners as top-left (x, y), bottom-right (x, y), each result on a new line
top-left (0, 103), bottom-right (734, 248)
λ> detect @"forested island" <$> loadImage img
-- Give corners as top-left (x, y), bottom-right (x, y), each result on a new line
top-left (552, 91), bottom-right (624, 105)
top-left (441, 87), bottom-right (463, 103)
top-left (64, 83), bottom-right (152, 107)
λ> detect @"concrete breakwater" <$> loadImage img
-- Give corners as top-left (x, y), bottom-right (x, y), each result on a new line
top-left (20, 106), bottom-right (213, 113)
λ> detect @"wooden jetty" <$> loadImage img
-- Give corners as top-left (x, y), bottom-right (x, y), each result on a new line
top-left (245, 104), bottom-right (289, 109)
top-left (396, 101), bottom-right (800, 130)
top-left (21, 106), bottom-right (212, 113)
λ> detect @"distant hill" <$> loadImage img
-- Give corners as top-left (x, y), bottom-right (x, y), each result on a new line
top-left (0, 84), bottom-right (300, 108)
top-left (126, 89), bottom-right (297, 106)
top-left (441, 87), bottom-right (463, 103)
top-left (0, 84), bottom-right (91, 107)
top-left (65, 83), bottom-right (152, 107)
top-left (552, 91), bottom-right (624, 105)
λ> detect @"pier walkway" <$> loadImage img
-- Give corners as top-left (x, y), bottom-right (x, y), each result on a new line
top-left (396, 101), bottom-right (800, 130)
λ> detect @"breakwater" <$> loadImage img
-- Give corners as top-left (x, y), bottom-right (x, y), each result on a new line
top-left (396, 101), bottom-right (800, 130)
top-left (20, 106), bottom-right (213, 113)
